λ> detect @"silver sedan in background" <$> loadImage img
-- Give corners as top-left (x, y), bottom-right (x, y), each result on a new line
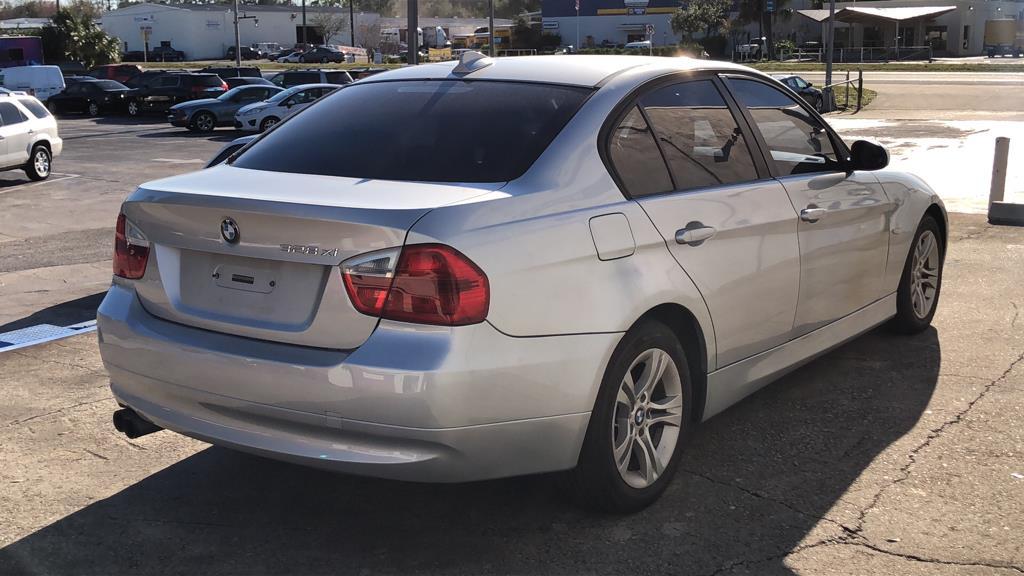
top-left (167, 84), bottom-right (283, 132)
top-left (98, 54), bottom-right (946, 512)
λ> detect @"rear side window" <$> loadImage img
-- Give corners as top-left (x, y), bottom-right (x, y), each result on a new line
top-left (728, 78), bottom-right (840, 176)
top-left (19, 98), bottom-right (50, 118)
top-left (95, 80), bottom-right (126, 90)
top-left (324, 71), bottom-right (352, 84)
top-left (193, 75), bottom-right (223, 87)
top-left (607, 106), bottom-right (673, 197)
top-left (158, 76), bottom-right (179, 87)
top-left (640, 79), bottom-right (758, 192)
top-left (234, 80), bottom-right (591, 183)
top-left (0, 102), bottom-right (26, 125)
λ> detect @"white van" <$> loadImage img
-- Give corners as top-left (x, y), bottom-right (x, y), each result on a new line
top-left (0, 66), bottom-right (65, 102)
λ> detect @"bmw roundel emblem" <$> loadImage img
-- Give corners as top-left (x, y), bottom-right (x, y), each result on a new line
top-left (221, 218), bottom-right (240, 244)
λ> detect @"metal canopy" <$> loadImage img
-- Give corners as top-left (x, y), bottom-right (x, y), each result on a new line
top-left (797, 5), bottom-right (957, 24)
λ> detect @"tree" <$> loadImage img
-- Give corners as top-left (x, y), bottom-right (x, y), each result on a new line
top-left (671, 0), bottom-right (730, 42)
top-left (41, 5), bottom-right (120, 67)
top-left (310, 1), bottom-right (348, 45)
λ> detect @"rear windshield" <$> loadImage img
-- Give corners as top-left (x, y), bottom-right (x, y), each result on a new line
top-left (285, 72), bottom-right (320, 85)
top-left (95, 80), bottom-right (126, 90)
top-left (324, 71), bottom-right (352, 84)
top-left (18, 98), bottom-right (49, 118)
top-left (192, 75), bottom-right (223, 87)
top-left (233, 80), bottom-right (591, 183)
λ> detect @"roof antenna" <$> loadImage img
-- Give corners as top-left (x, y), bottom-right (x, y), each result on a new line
top-left (452, 50), bottom-right (493, 76)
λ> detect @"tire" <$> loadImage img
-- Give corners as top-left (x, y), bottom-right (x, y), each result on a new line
top-left (192, 111), bottom-right (216, 133)
top-left (321, 57), bottom-right (329, 63)
top-left (259, 116), bottom-right (279, 132)
top-left (890, 215), bottom-right (943, 334)
top-left (24, 145), bottom-right (51, 181)
top-left (814, 95), bottom-right (824, 112)
top-left (127, 100), bottom-right (139, 116)
top-left (87, 101), bottom-right (100, 117)
top-left (566, 319), bottom-right (694, 513)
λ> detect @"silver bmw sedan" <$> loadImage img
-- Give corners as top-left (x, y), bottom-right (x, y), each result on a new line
top-left (98, 53), bottom-right (946, 512)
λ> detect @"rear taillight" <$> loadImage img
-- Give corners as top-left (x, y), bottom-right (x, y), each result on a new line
top-left (342, 244), bottom-right (489, 326)
top-left (113, 213), bottom-right (150, 279)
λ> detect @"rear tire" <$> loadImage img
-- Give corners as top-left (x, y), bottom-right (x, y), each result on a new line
top-left (127, 100), bottom-right (139, 116)
top-left (890, 215), bottom-right (943, 334)
top-left (565, 319), bottom-right (693, 513)
top-left (25, 145), bottom-right (51, 181)
top-left (87, 101), bottom-right (100, 117)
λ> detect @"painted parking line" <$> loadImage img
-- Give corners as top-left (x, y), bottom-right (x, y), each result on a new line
top-left (0, 173), bottom-right (80, 195)
top-left (152, 158), bottom-right (204, 164)
top-left (0, 320), bottom-right (97, 353)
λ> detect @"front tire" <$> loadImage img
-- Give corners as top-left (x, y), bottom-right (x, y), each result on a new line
top-left (890, 215), bottom-right (943, 334)
top-left (25, 145), bottom-right (51, 181)
top-left (127, 100), bottom-right (139, 116)
top-left (566, 320), bottom-right (693, 513)
top-left (260, 116), bottom-right (279, 132)
top-left (87, 101), bottom-right (100, 117)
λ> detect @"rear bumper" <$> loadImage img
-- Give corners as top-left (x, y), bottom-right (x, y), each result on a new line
top-left (97, 283), bottom-right (619, 482)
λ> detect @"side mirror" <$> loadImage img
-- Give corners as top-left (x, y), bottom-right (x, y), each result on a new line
top-left (806, 81), bottom-right (814, 87)
top-left (849, 140), bottom-right (889, 172)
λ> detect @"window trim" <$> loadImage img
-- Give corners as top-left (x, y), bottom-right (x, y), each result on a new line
top-left (719, 73), bottom-right (852, 179)
top-left (598, 70), bottom-right (772, 200)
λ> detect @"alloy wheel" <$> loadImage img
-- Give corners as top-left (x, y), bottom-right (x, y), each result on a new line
top-left (127, 101), bottom-right (138, 116)
top-left (910, 230), bottom-right (940, 319)
top-left (612, 348), bottom-right (684, 489)
top-left (195, 113), bottom-right (215, 132)
top-left (88, 102), bottom-right (99, 116)
top-left (34, 149), bottom-right (50, 178)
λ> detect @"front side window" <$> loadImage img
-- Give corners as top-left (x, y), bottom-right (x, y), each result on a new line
top-left (640, 79), bottom-right (758, 192)
top-left (234, 80), bottom-right (590, 183)
top-left (0, 102), bottom-right (26, 125)
top-left (728, 78), bottom-right (841, 176)
top-left (607, 106), bottom-right (673, 197)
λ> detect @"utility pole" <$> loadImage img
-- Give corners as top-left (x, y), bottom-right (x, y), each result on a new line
top-left (349, 0), bottom-right (355, 47)
top-left (407, 0), bottom-right (418, 65)
top-left (824, 0), bottom-right (836, 110)
top-left (488, 0), bottom-right (494, 56)
top-left (302, 0), bottom-right (308, 46)
top-left (233, 0), bottom-right (241, 67)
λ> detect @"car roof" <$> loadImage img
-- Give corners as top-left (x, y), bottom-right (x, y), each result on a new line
top-left (367, 54), bottom-right (764, 88)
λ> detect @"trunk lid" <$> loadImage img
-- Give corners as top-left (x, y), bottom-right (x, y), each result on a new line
top-left (122, 165), bottom-right (503, 349)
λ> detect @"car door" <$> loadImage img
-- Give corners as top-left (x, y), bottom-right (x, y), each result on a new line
top-left (725, 75), bottom-right (893, 335)
top-left (0, 102), bottom-right (31, 166)
top-left (611, 75), bottom-right (801, 367)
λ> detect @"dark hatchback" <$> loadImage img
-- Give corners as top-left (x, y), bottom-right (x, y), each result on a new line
top-left (127, 73), bottom-right (228, 116)
top-left (48, 79), bottom-right (131, 116)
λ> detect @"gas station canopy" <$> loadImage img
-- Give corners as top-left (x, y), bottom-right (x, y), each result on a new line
top-left (796, 5), bottom-right (957, 24)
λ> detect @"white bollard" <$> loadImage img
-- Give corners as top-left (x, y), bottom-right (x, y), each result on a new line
top-left (989, 136), bottom-right (1010, 207)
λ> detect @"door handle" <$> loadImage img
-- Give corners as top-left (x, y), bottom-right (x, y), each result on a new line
top-left (800, 207), bottom-right (828, 223)
top-left (675, 224), bottom-right (716, 246)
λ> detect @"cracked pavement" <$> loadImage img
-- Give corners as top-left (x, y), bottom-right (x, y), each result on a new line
top-left (0, 212), bottom-right (1021, 575)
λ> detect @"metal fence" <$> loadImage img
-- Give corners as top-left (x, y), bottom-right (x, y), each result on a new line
top-left (777, 45), bottom-right (933, 63)
top-left (822, 69), bottom-right (866, 113)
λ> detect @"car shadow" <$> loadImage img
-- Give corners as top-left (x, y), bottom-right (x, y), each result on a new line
top-left (0, 292), bottom-right (106, 333)
top-left (135, 130), bottom-right (240, 142)
top-left (0, 327), bottom-right (940, 575)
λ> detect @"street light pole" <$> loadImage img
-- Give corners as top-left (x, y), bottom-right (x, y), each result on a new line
top-left (824, 0), bottom-right (836, 110)
top-left (407, 0), bottom-right (418, 65)
top-left (233, 0), bottom-right (241, 67)
top-left (488, 0), bottom-right (494, 57)
top-left (349, 0), bottom-right (355, 46)
top-left (302, 0), bottom-right (308, 46)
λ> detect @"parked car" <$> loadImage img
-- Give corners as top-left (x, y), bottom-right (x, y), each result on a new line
top-left (0, 65), bottom-right (65, 102)
top-left (127, 72), bottom-right (228, 116)
top-left (299, 46), bottom-right (346, 63)
top-left (268, 69), bottom-right (352, 88)
top-left (344, 67), bottom-right (388, 80)
top-left (98, 54), bottom-right (946, 513)
top-left (224, 76), bottom-right (275, 89)
top-left (0, 93), bottom-right (61, 180)
top-left (226, 46), bottom-right (263, 61)
top-left (121, 50), bottom-right (146, 62)
top-left (168, 84), bottom-right (283, 132)
top-left (234, 83), bottom-right (339, 132)
top-left (148, 45), bottom-right (186, 62)
top-left (61, 75), bottom-right (93, 87)
top-left (772, 74), bottom-right (824, 111)
top-left (88, 64), bottom-right (144, 83)
top-left (47, 79), bottom-right (131, 116)
top-left (624, 40), bottom-right (651, 50)
top-left (123, 69), bottom-right (183, 89)
top-left (205, 134), bottom-right (256, 168)
top-left (269, 48), bottom-right (298, 61)
top-left (276, 50), bottom-right (305, 63)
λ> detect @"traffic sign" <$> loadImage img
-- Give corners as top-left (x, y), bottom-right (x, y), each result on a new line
top-left (645, 23), bottom-right (655, 36)
top-left (766, 0), bottom-right (774, 12)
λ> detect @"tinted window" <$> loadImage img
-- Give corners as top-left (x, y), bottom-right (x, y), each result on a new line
top-left (729, 78), bottom-right (840, 176)
top-left (19, 98), bottom-right (49, 118)
top-left (65, 84), bottom-right (84, 94)
top-left (608, 106), bottom-right (673, 197)
top-left (235, 80), bottom-right (590, 183)
top-left (96, 80), bottom-right (126, 90)
top-left (192, 75), bottom-right (223, 87)
top-left (640, 80), bottom-right (758, 191)
top-left (0, 102), bottom-right (26, 125)
top-left (324, 71), bottom-right (353, 84)
top-left (285, 72), bottom-right (320, 85)
top-left (157, 76), bottom-right (179, 87)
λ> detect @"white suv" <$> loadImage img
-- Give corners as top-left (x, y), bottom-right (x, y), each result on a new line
top-left (0, 94), bottom-right (62, 180)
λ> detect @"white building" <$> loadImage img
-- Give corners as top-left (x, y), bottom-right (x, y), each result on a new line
top-left (99, 3), bottom-right (377, 60)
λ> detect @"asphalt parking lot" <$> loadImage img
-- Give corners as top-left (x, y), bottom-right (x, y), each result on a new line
top-left (1, 114), bottom-right (1023, 575)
